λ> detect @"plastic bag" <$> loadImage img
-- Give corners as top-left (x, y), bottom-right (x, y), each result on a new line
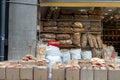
top-left (70, 49), bottom-right (81, 60)
top-left (81, 51), bottom-right (92, 59)
top-left (62, 51), bottom-right (71, 63)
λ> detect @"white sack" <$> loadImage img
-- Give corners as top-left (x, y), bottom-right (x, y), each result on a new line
top-left (46, 45), bottom-right (62, 56)
top-left (81, 51), bottom-right (92, 59)
top-left (70, 49), bottom-right (81, 60)
top-left (62, 51), bottom-right (71, 63)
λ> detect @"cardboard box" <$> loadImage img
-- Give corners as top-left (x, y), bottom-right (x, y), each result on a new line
top-left (20, 67), bottom-right (33, 80)
top-left (94, 68), bottom-right (107, 80)
top-left (52, 68), bottom-right (65, 80)
top-left (108, 69), bottom-right (120, 80)
top-left (0, 67), bottom-right (6, 80)
top-left (6, 67), bottom-right (20, 80)
top-left (81, 67), bottom-right (93, 80)
top-left (66, 68), bottom-right (79, 80)
top-left (34, 67), bottom-right (49, 80)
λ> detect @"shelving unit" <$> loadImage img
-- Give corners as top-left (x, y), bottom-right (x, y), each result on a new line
top-left (37, 6), bottom-right (103, 49)
top-left (103, 19), bottom-right (120, 55)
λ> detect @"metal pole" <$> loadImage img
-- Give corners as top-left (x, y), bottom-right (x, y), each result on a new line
top-left (0, 0), bottom-right (6, 61)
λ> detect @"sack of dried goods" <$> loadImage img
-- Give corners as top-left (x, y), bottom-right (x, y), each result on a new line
top-left (73, 33), bottom-right (81, 47)
top-left (56, 34), bottom-right (71, 40)
top-left (81, 34), bottom-right (87, 48)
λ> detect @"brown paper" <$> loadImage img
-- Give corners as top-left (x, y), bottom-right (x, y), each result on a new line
top-left (20, 67), bottom-right (33, 80)
top-left (0, 67), bottom-right (6, 80)
top-left (52, 68), bottom-right (65, 80)
top-left (108, 69), bottom-right (120, 80)
top-left (34, 67), bottom-right (48, 80)
top-left (94, 68), bottom-right (107, 80)
top-left (81, 67), bottom-right (93, 80)
top-left (66, 68), bottom-right (79, 80)
top-left (6, 67), bottom-right (20, 80)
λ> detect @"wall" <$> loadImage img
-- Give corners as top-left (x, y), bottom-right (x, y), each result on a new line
top-left (8, 0), bottom-right (37, 60)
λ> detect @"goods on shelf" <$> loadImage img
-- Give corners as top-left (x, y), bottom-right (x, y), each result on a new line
top-left (72, 32), bottom-right (81, 47)
top-left (59, 39), bottom-right (72, 45)
top-left (58, 22), bottom-right (72, 27)
top-left (81, 34), bottom-right (87, 48)
top-left (40, 33), bottom-right (56, 39)
top-left (43, 26), bottom-right (57, 31)
top-left (56, 34), bottom-right (71, 40)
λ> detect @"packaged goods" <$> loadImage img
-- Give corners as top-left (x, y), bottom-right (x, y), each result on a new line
top-left (73, 33), bottom-right (81, 47)
top-left (96, 35), bottom-right (103, 48)
top-left (43, 27), bottom-right (57, 31)
top-left (73, 28), bottom-right (84, 32)
top-left (75, 15), bottom-right (88, 19)
top-left (41, 34), bottom-right (56, 39)
top-left (48, 40), bottom-right (60, 48)
top-left (52, 62), bottom-right (65, 69)
top-left (41, 38), bottom-right (55, 43)
top-left (46, 45), bottom-right (62, 56)
top-left (60, 15), bottom-right (74, 19)
top-left (92, 48), bottom-right (104, 58)
top-left (81, 34), bottom-right (87, 48)
top-left (92, 35), bottom-right (98, 48)
top-left (58, 22), bottom-right (72, 27)
top-left (58, 27), bottom-right (73, 32)
top-left (34, 67), bottom-right (49, 80)
top-left (60, 40), bottom-right (72, 45)
top-left (78, 60), bottom-right (91, 67)
top-left (43, 21), bottom-right (57, 27)
top-left (81, 51), bottom-right (92, 59)
top-left (56, 34), bottom-right (71, 40)
top-left (36, 44), bottom-right (46, 60)
top-left (70, 49), bottom-right (81, 60)
top-left (75, 10), bottom-right (88, 15)
top-left (88, 34), bottom-right (94, 47)
top-left (61, 50), bottom-right (71, 63)
top-left (72, 22), bottom-right (83, 28)
top-left (22, 54), bottom-right (37, 61)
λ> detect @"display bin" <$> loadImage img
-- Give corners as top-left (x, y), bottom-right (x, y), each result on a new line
top-left (20, 67), bottom-right (33, 80)
top-left (34, 67), bottom-right (49, 80)
top-left (6, 67), bottom-right (20, 80)
top-left (66, 68), bottom-right (80, 80)
top-left (52, 68), bottom-right (65, 80)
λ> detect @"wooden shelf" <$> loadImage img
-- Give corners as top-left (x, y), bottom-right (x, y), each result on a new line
top-left (41, 19), bottom-right (101, 22)
top-left (102, 35), bottom-right (120, 37)
top-left (103, 41), bottom-right (120, 43)
top-left (60, 44), bottom-right (78, 48)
